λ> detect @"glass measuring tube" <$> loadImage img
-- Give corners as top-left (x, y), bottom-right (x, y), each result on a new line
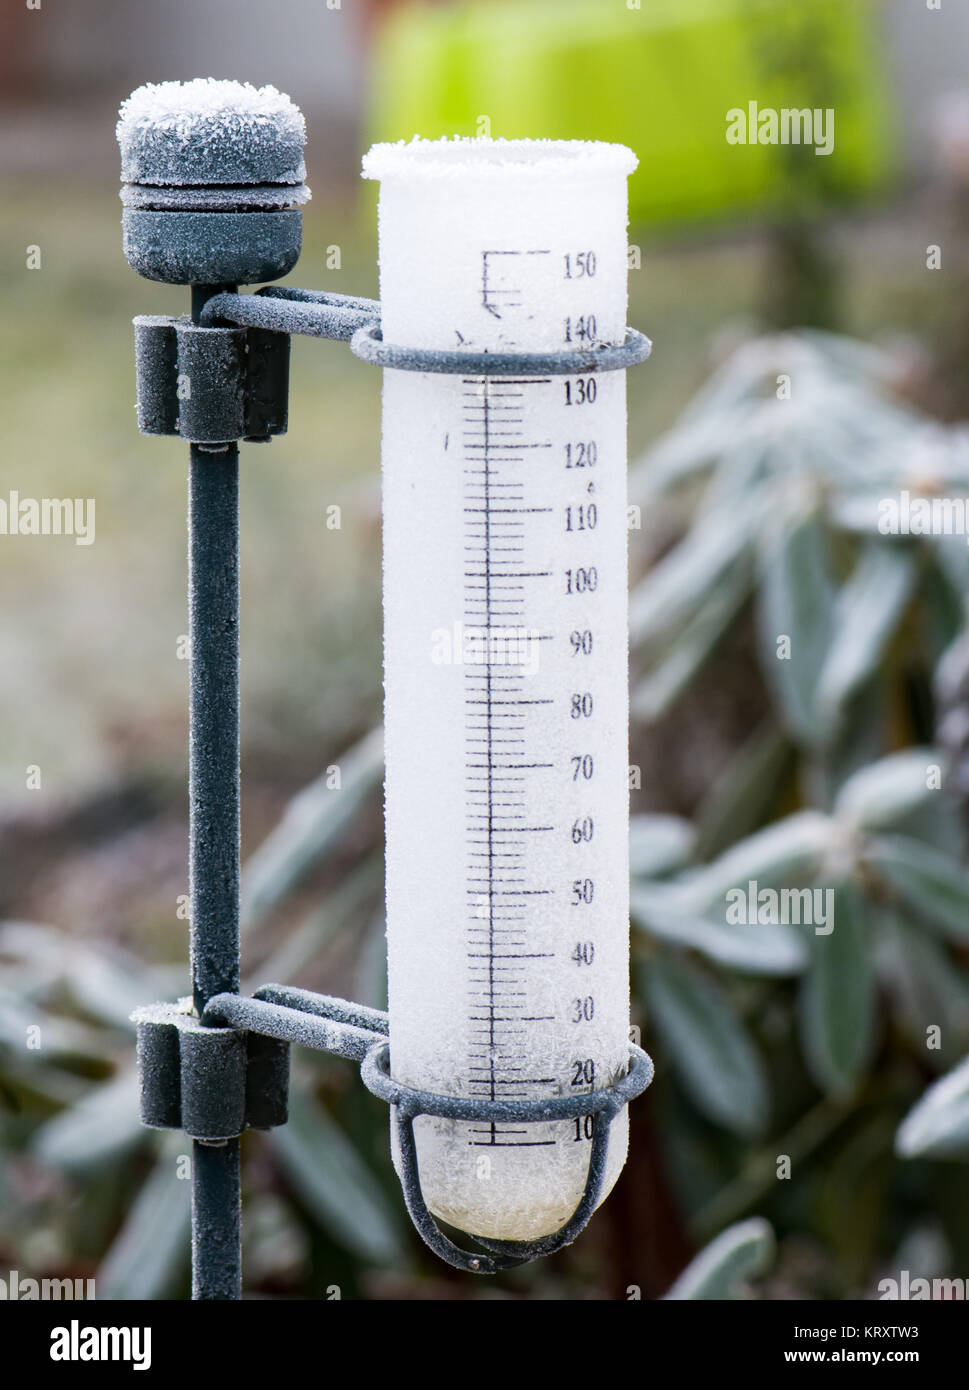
top-left (364, 138), bottom-right (636, 1241)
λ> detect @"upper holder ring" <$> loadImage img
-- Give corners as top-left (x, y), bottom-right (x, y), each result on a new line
top-left (349, 324), bottom-right (652, 375)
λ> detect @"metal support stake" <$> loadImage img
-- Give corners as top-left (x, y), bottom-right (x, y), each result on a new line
top-left (118, 80), bottom-right (306, 1302)
top-left (188, 284), bottom-right (242, 1301)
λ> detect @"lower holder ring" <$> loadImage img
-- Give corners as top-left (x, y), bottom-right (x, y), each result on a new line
top-left (361, 1040), bottom-right (653, 1274)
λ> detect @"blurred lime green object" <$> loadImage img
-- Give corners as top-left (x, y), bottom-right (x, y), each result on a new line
top-left (368, 0), bottom-right (893, 226)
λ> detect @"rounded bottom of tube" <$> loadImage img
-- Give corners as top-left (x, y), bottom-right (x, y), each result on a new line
top-left (393, 1111), bottom-right (628, 1243)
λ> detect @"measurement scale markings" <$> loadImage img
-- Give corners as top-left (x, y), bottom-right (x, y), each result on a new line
top-left (480, 250), bottom-right (550, 319)
top-left (462, 376), bottom-right (557, 1138)
top-left (463, 505), bottom-right (553, 514)
top-left (483, 376), bottom-right (497, 1117)
top-left (461, 368), bottom-right (566, 1145)
top-left (460, 378), bottom-right (552, 387)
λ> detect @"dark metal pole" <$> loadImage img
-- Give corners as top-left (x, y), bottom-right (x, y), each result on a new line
top-left (188, 284), bottom-right (242, 1301)
top-left (119, 82), bottom-right (309, 1303)
top-left (188, 440), bottom-right (240, 1012)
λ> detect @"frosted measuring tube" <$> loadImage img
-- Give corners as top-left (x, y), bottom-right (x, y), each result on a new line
top-left (364, 138), bottom-right (636, 1242)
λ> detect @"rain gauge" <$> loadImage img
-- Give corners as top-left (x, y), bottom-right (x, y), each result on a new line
top-left (369, 140), bottom-right (637, 1239)
top-left (120, 81), bottom-right (652, 1293)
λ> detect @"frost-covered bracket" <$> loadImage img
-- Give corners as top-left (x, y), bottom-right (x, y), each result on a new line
top-left (133, 984), bottom-right (653, 1275)
top-left (119, 79), bottom-right (652, 1294)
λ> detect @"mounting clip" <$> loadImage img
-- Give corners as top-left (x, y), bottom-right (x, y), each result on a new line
top-left (133, 315), bottom-right (290, 445)
top-left (132, 1000), bottom-right (289, 1142)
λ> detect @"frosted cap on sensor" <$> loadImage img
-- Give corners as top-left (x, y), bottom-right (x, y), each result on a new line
top-left (118, 79), bottom-right (309, 285)
top-left (118, 79), bottom-right (308, 191)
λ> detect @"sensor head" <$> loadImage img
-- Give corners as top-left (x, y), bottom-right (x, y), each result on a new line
top-left (118, 79), bottom-right (309, 285)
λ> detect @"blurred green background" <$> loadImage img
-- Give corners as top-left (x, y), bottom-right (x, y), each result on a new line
top-left (4, 0), bottom-right (969, 1301)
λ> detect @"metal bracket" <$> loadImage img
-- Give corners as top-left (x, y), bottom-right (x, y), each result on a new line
top-left (133, 984), bottom-right (653, 1273)
top-left (195, 285), bottom-right (652, 377)
top-left (135, 284), bottom-right (652, 447)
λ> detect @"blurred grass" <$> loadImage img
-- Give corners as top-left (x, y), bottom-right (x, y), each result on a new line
top-left (0, 183), bottom-right (384, 805)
